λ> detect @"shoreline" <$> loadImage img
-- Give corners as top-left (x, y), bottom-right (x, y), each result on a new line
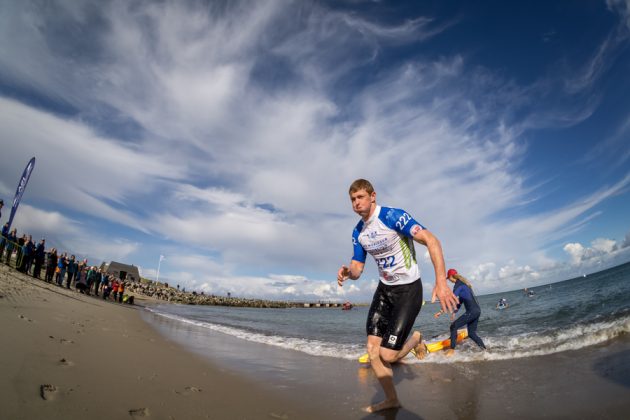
top-left (3, 263), bottom-right (630, 419)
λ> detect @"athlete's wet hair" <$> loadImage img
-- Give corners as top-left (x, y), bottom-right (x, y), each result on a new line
top-left (349, 179), bottom-right (374, 195)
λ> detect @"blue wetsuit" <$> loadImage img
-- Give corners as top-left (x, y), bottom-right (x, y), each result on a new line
top-left (450, 280), bottom-right (486, 350)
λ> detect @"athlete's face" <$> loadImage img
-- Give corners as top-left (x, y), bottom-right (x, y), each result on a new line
top-left (350, 189), bottom-right (376, 220)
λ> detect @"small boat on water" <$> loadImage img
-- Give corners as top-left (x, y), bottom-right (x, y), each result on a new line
top-left (342, 301), bottom-right (353, 310)
top-left (496, 298), bottom-right (508, 310)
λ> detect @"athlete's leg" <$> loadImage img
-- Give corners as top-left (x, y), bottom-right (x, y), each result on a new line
top-left (467, 315), bottom-right (486, 349)
top-left (396, 331), bottom-right (426, 360)
top-left (384, 280), bottom-right (424, 362)
top-left (364, 335), bottom-right (401, 413)
top-left (449, 313), bottom-right (470, 349)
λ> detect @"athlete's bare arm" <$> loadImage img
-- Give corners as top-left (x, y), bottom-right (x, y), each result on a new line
top-left (337, 260), bottom-right (364, 286)
top-left (412, 228), bottom-right (458, 313)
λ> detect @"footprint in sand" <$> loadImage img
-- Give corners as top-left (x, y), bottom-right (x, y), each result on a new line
top-left (18, 314), bottom-right (33, 322)
top-left (40, 384), bottom-right (58, 401)
top-left (48, 336), bottom-right (75, 345)
top-left (173, 386), bottom-right (202, 396)
top-left (58, 358), bottom-right (74, 367)
top-left (129, 407), bottom-right (150, 418)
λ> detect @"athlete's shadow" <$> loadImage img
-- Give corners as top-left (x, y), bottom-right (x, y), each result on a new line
top-left (361, 406), bottom-right (424, 420)
top-left (360, 364), bottom-right (424, 420)
top-left (593, 349), bottom-right (630, 388)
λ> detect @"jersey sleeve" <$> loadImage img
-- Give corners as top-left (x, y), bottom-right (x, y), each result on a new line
top-left (351, 223), bottom-right (367, 263)
top-left (380, 207), bottom-right (425, 237)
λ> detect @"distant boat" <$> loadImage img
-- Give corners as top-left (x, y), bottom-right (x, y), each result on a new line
top-left (342, 301), bottom-right (353, 310)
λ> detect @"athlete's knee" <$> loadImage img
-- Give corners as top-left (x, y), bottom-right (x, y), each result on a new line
top-left (367, 341), bottom-right (380, 360)
top-left (379, 349), bottom-right (399, 364)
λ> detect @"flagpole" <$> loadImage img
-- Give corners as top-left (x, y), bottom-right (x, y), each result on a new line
top-left (156, 255), bottom-right (164, 283)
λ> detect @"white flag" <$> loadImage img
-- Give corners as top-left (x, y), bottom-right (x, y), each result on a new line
top-left (159, 255), bottom-right (165, 262)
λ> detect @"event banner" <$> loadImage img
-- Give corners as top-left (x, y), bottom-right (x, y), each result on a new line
top-left (7, 157), bottom-right (36, 230)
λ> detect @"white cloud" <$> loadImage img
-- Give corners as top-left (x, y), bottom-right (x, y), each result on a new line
top-left (607, 0), bottom-right (630, 30)
top-left (564, 237), bottom-right (620, 266)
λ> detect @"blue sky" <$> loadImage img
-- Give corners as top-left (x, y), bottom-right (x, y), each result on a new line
top-left (1, 0), bottom-right (629, 302)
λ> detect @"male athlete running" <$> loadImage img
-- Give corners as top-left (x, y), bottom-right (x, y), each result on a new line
top-left (337, 178), bottom-right (458, 413)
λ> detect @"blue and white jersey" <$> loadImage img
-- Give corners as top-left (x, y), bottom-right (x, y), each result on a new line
top-left (352, 205), bottom-right (425, 285)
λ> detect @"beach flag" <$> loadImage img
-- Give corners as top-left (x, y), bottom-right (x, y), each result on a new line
top-left (160, 254), bottom-right (165, 262)
top-left (7, 157), bottom-right (36, 230)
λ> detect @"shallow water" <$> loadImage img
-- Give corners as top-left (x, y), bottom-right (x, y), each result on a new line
top-left (141, 261), bottom-right (630, 364)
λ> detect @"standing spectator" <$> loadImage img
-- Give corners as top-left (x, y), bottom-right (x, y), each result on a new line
top-left (75, 264), bottom-right (88, 293)
top-left (74, 261), bottom-right (85, 291)
top-left (19, 235), bottom-right (35, 273)
top-left (92, 268), bottom-right (102, 296)
top-left (45, 248), bottom-right (58, 283)
top-left (118, 281), bottom-right (125, 303)
top-left (111, 278), bottom-right (119, 301)
top-left (32, 239), bottom-right (46, 278)
top-left (0, 222), bottom-right (9, 260)
top-left (66, 255), bottom-right (77, 288)
top-left (14, 233), bottom-right (26, 269)
top-left (0, 198), bottom-right (3, 219)
top-left (86, 266), bottom-right (97, 296)
top-left (97, 271), bottom-right (108, 297)
top-left (5, 228), bottom-right (17, 265)
top-left (101, 275), bottom-right (111, 299)
top-left (56, 252), bottom-right (67, 286)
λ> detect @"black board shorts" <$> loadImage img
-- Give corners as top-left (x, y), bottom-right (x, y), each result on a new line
top-left (366, 279), bottom-right (423, 351)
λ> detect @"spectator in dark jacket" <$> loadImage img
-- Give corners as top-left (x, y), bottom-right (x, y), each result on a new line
top-left (32, 239), bottom-right (46, 278)
top-left (45, 248), bottom-right (58, 283)
top-left (19, 235), bottom-right (35, 273)
top-left (66, 255), bottom-right (77, 288)
top-left (0, 222), bottom-right (9, 260)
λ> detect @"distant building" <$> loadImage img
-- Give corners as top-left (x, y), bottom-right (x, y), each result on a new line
top-left (100, 261), bottom-right (141, 282)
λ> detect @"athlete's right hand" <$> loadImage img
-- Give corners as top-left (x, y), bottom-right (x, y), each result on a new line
top-left (432, 280), bottom-right (458, 314)
top-left (337, 265), bottom-right (350, 287)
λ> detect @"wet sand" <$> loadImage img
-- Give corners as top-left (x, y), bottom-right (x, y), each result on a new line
top-left (2, 263), bottom-right (629, 419)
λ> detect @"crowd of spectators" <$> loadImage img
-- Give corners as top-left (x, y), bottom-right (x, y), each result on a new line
top-left (0, 221), bottom-right (133, 304)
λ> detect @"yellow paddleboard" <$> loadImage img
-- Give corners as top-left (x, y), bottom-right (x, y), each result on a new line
top-left (425, 329), bottom-right (468, 352)
top-left (358, 329), bottom-right (468, 363)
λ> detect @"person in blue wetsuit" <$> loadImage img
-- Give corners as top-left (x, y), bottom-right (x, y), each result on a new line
top-left (435, 268), bottom-right (486, 356)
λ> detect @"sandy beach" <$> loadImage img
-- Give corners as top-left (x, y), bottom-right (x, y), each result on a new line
top-left (0, 264), bottom-right (330, 420)
top-left (2, 262), bottom-right (629, 419)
